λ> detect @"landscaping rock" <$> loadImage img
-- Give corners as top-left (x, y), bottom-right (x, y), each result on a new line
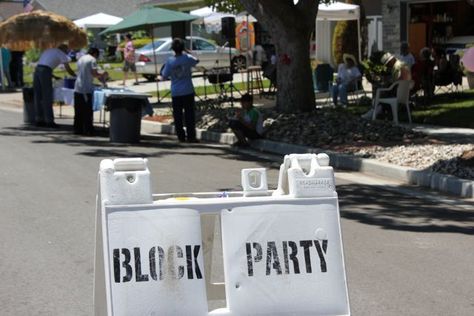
top-left (194, 107), bottom-right (474, 181)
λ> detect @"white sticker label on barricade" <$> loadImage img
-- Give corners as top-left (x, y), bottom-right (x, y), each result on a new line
top-left (221, 202), bottom-right (349, 315)
top-left (105, 208), bottom-right (208, 316)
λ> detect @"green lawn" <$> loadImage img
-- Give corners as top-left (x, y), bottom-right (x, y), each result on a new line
top-left (24, 62), bottom-right (271, 99)
top-left (411, 90), bottom-right (474, 128)
top-left (23, 62), bottom-right (124, 85)
top-left (147, 79), bottom-right (272, 98)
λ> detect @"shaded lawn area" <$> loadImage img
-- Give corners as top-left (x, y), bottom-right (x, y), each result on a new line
top-left (347, 90), bottom-right (474, 128)
top-left (411, 90), bottom-right (474, 128)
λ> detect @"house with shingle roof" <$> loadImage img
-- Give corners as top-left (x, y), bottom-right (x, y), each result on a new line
top-left (0, 0), bottom-right (148, 21)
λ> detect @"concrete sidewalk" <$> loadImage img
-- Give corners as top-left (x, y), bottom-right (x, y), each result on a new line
top-left (0, 85), bottom-right (472, 199)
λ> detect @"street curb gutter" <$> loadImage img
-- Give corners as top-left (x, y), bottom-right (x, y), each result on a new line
top-left (142, 120), bottom-right (474, 199)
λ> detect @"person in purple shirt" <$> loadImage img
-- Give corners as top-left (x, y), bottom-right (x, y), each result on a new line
top-left (160, 38), bottom-right (199, 143)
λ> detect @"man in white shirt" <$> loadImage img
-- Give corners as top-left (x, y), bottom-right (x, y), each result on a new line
top-left (74, 47), bottom-right (107, 136)
top-left (33, 44), bottom-right (75, 128)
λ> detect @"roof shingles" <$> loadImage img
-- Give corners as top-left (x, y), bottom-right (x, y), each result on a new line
top-left (35, 0), bottom-right (147, 20)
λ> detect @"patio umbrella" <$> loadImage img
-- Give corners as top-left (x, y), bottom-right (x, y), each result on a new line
top-left (100, 6), bottom-right (198, 100)
top-left (101, 6), bottom-right (198, 35)
top-left (0, 10), bottom-right (87, 51)
top-left (0, 10), bottom-right (87, 90)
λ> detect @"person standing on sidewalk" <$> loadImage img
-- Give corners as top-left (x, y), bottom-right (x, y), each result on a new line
top-left (1, 46), bottom-right (13, 89)
top-left (33, 44), bottom-right (75, 128)
top-left (160, 38), bottom-right (199, 143)
top-left (9, 51), bottom-right (24, 88)
top-left (73, 47), bottom-right (108, 136)
top-left (121, 34), bottom-right (139, 86)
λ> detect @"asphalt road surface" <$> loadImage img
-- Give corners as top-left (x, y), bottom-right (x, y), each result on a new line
top-left (0, 108), bottom-right (473, 315)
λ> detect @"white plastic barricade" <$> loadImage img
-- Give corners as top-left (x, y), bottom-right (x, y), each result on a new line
top-left (94, 154), bottom-right (350, 316)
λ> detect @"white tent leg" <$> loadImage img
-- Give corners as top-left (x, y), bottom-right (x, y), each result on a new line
top-left (0, 51), bottom-right (4, 91)
top-left (357, 18), bottom-right (361, 62)
top-left (314, 21), bottom-right (318, 60)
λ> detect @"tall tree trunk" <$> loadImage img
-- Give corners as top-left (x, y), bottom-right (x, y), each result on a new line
top-left (272, 23), bottom-right (314, 112)
top-left (240, 0), bottom-right (319, 113)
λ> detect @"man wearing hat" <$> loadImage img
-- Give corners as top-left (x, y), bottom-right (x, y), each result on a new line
top-left (331, 53), bottom-right (361, 107)
top-left (381, 52), bottom-right (411, 83)
top-left (361, 52), bottom-right (412, 120)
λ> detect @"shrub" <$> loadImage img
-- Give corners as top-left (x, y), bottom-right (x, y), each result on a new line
top-left (331, 0), bottom-right (367, 64)
top-left (25, 48), bottom-right (41, 63)
top-left (117, 38), bottom-right (152, 49)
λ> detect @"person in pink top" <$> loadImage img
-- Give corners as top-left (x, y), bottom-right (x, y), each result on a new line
top-left (121, 34), bottom-right (139, 86)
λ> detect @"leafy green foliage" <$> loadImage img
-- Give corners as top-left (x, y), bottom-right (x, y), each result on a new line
top-left (332, 0), bottom-right (365, 64)
top-left (204, 0), bottom-right (244, 14)
top-left (360, 51), bottom-right (390, 85)
top-left (118, 38), bottom-right (152, 49)
top-left (25, 48), bottom-right (41, 63)
top-left (332, 20), bottom-right (349, 65)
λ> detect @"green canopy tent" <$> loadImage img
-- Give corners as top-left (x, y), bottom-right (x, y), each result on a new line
top-left (100, 6), bottom-right (198, 100)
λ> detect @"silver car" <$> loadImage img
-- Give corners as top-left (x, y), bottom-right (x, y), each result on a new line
top-left (134, 36), bottom-right (246, 81)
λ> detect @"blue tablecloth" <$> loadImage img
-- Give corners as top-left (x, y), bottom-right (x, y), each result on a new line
top-left (93, 88), bottom-right (153, 115)
top-left (56, 87), bottom-right (152, 114)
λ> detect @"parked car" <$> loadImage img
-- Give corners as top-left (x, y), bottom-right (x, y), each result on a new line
top-left (134, 36), bottom-right (246, 81)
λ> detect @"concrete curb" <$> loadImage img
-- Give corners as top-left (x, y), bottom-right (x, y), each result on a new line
top-left (141, 120), bottom-right (474, 199)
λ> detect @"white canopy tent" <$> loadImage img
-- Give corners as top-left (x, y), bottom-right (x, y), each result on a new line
top-left (190, 7), bottom-right (235, 33)
top-left (190, 7), bottom-right (256, 33)
top-left (315, 1), bottom-right (361, 64)
top-left (74, 12), bottom-right (123, 29)
top-left (74, 13), bottom-right (123, 51)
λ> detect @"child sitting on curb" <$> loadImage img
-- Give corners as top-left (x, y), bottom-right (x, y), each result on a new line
top-left (228, 93), bottom-right (264, 147)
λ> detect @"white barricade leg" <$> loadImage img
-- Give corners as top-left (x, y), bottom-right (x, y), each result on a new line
top-left (273, 153), bottom-right (335, 198)
top-left (202, 214), bottom-right (226, 302)
top-left (94, 158), bottom-right (154, 316)
top-left (94, 158), bottom-right (208, 316)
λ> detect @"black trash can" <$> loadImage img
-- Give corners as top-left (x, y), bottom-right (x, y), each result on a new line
top-left (22, 87), bottom-right (35, 124)
top-left (107, 95), bottom-right (145, 143)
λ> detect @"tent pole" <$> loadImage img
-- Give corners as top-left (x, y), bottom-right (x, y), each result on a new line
top-left (150, 26), bottom-right (161, 103)
top-left (0, 50), bottom-right (4, 91)
top-left (315, 20), bottom-right (318, 60)
top-left (246, 14), bottom-right (250, 68)
top-left (357, 18), bottom-right (361, 63)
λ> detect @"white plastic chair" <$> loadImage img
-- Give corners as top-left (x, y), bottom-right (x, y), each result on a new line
top-left (372, 80), bottom-right (414, 124)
